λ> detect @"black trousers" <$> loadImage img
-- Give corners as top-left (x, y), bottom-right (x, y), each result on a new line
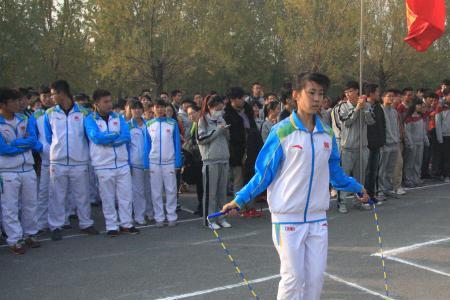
top-left (365, 147), bottom-right (381, 198)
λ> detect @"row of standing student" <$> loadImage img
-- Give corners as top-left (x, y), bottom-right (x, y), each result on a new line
top-left (0, 81), bottom-right (184, 255)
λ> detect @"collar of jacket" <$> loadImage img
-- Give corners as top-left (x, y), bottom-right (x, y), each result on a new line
top-left (290, 111), bottom-right (325, 133)
top-left (93, 111), bottom-right (119, 120)
top-left (129, 117), bottom-right (146, 128)
top-left (0, 113), bottom-right (26, 124)
top-left (54, 102), bottom-right (82, 114)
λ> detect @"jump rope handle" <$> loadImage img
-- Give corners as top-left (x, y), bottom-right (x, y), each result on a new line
top-left (357, 192), bottom-right (375, 205)
top-left (207, 208), bottom-right (240, 220)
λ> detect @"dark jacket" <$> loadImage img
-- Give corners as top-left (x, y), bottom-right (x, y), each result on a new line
top-left (224, 102), bottom-right (263, 173)
top-left (367, 101), bottom-right (386, 150)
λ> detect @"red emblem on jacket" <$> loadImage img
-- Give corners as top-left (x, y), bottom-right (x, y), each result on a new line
top-left (113, 121), bottom-right (118, 126)
top-left (324, 142), bottom-right (330, 149)
top-left (291, 145), bottom-right (303, 150)
top-left (74, 116), bottom-right (80, 121)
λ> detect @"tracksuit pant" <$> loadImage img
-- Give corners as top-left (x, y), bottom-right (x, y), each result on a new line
top-left (365, 148), bottom-right (380, 198)
top-left (202, 163), bottom-right (229, 226)
top-left (340, 148), bottom-right (369, 204)
top-left (0, 171), bottom-right (38, 246)
top-left (48, 164), bottom-right (94, 231)
top-left (393, 143), bottom-right (404, 190)
top-left (403, 144), bottom-right (424, 186)
top-left (88, 163), bottom-right (98, 204)
top-left (150, 164), bottom-right (177, 223)
top-left (131, 167), bottom-right (152, 223)
top-left (36, 164), bottom-right (50, 231)
top-left (378, 144), bottom-right (399, 193)
top-left (96, 166), bottom-right (133, 231)
top-left (272, 220), bottom-right (328, 300)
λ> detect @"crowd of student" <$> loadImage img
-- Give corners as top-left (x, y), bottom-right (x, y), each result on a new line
top-left (0, 78), bottom-right (449, 255)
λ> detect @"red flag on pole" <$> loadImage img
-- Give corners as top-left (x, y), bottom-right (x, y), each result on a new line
top-left (404, 0), bottom-right (446, 52)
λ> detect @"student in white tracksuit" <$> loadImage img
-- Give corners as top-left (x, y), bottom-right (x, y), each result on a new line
top-left (85, 89), bottom-right (139, 236)
top-left (127, 100), bottom-right (153, 225)
top-left (222, 73), bottom-right (368, 300)
top-left (145, 100), bottom-right (182, 228)
top-left (33, 108), bottom-right (51, 232)
top-left (0, 87), bottom-right (40, 254)
top-left (44, 80), bottom-right (97, 241)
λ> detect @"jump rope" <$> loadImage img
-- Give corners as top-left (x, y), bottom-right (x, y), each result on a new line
top-left (207, 196), bottom-right (390, 299)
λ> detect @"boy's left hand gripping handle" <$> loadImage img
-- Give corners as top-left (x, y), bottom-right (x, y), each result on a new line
top-left (207, 208), bottom-right (240, 220)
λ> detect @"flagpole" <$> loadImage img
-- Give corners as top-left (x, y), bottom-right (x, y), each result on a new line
top-left (359, 0), bottom-right (364, 184)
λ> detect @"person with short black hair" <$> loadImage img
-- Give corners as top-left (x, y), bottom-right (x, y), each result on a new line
top-left (248, 82), bottom-right (264, 105)
top-left (435, 88), bottom-right (450, 182)
top-left (364, 84), bottom-right (386, 201)
top-left (146, 99), bottom-right (182, 228)
top-left (337, 80), bottom-right (375, 213)
top-left (178, 98), bottom-right (194, 140)
top-left (378, 89), bottom-right (401, 198)
top-left (85, 89), bottom-right (139, 236)
top-left (160, 92), bottom-right (169, 103)
top-left (44, 80), bottom-right (98, 241)
top-left (127, 100), bottom-right (153, 225)
top-left (171, 89), bottom-right (182, 111)
top-left (224, 87), bottom-right (263, 218)
top-left (221, 72), bottom-right (368, 300)
top-left (0, 87), bottom-right (40, 254)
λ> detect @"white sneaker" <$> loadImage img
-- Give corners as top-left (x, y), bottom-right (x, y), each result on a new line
top-left (396, 187), bottom-right (406, 195)
top-left (209, 222), bottom-right (221, 230)
top-left (219, 220), bottom-right (232, 228)
top-left (377, 192), bottom-right (386, 201)
top-left (338, 204), bottom-right (348, 214)
top-left (445, 177), bottom-right (450, 183)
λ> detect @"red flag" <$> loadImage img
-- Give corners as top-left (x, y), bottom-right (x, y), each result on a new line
top-left (404, 0), bottom-right (446, 52)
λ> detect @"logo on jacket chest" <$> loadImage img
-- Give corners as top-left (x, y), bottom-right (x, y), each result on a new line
top-left (74, 115), bottom-right (80, 121)
top-left (113, 121), bottom-right (118, 126)
top-left (323, 141), bottom-right (330, 149)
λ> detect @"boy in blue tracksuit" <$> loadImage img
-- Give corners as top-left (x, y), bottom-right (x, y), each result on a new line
top-left (0, 88), bottom-right (40, 255)
top-left (145, 99), bottom-right (182, 228)
top-left (85, 89), bottom-right (139, 236)
top-left (222, 73), bottom-right (369, 300)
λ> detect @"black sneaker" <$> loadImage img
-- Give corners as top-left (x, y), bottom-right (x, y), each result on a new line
top-left (25, 237), bottom-right (41, 248)
top-left (107, 230), bottom-right (119, 237)
top-left (80, 226), bottom-right (99, 235)
top-left (120, 226), bottom-right (140, 235)
top-left (51, 229), bottom-right (62, 241)
top-left (68, 214), bottom-right (78, 220)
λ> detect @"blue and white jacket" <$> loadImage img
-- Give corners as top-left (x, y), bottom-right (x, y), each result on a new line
top-left (85, 111), bottom-right (130, 170)
top-left (127, 118), bottom-right (148, 169)
top-left (234, 112), bottom-right (363, 224)
top-left (0, 113), bottom-right (37, 172)
top-left (145, 117), bottom-right (182, 168)
top-left (44, 103), bottom-right (90, 166)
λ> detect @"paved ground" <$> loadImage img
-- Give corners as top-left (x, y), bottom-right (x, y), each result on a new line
top-left (1, 180), bottom-right (450, 300)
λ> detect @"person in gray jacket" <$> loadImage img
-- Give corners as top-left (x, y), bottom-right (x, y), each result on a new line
top-left (338, 81), bottom-right (375, 213)
top-left (435, 88), bottom-right (450, 182)
top-left (403, 98), bottom-right (429, 187)
top-left (197, 95), bottom-right (231, 229)
top-left (378, 90), bottom-right (401, 198)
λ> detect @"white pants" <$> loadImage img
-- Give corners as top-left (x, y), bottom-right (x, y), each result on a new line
top-left (150, 165), bottom-right (177, 223)
top-left (88, 163), bottom-right (98, 203)
top-left (96, 166), bottom-right (133, 231)
top-left (48, 164), bottom-right (93, 230)
top-left (0, 171), bottom-right (38, 245)
top-left (272, 221), bottom-right (328, 300)
top-left (36, 164), bottom-right (50, 230)
top-left (131, 168), bottom-right (152, 223)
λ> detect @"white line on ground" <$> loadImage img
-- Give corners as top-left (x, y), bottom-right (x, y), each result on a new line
top-left (324, 273), bottom-right (396, 300)
top-left (151, 272), bottom-right (396, 300)
top-left (403, 182), bottom-right (450, 191)
top-left (0, 217), bottom-right (203, 248)
top-left (191, 231), bottom-right (259, 245)
top-left (371, 237), bottom-right (450, 257)
top-left (385, 256), bottom-right (450, 277)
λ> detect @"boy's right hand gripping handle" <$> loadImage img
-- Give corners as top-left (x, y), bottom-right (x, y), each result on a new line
top-left (357, 192), bottom-right (375, 205)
